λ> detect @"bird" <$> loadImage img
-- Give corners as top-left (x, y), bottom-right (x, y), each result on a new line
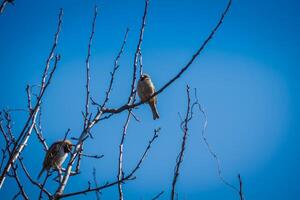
top-left (137, 74), bottom-right (160, 120)
top-left (37, 140), bottom-right (73, 179)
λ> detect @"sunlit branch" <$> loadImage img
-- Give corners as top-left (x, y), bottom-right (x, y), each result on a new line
top-left (0, 8), bottom-right (63, 188)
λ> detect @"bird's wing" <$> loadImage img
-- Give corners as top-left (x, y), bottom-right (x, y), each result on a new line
top-left (43, 142), bottom-right (61, 168)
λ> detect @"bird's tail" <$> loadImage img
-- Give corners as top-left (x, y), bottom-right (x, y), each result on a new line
top-left (149, 102), bottom-right (159, 120)
top-left (37, 168), bottom-right (45, 180)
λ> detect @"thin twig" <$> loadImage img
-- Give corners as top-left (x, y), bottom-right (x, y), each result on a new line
top-left (93, 168), bottom-right (100, 200)
top-left (12, 192), bottom-right (21, 200)
top-left (171, 86), bottom-right (191, 200)
top-left (0, 0), bottom-right (13, 14)
top-left (151, 191), bottom-right (164, 200)
top-left (192, 89), bottom-right (240, 190)
top-left (33, 125), bottom-right (48, 152)
top-left (63, 128), bottom-right (71, 141)
top-left (27, 84), bottom-right (48, 151)
top-left (92, 28), bottom-right (129, 110)
top-left (11, 164), bottom-right (29, 200)
top-left (190, 88), bottom-right (245, 200)
top-left (238, 174), bottom-right (244, 200)
top-left (18, 157), bottom-right (52, 199)
top-left (3, 110), bottom-right (15, 143)
top-left (80, 153), bottom-right (104, 159)
top-left (38, 172), bottom-right (51, 200)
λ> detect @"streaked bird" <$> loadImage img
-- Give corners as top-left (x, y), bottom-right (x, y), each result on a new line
top-left (137, 74), bottom-right (160, 120)
top-left (37, 140), bottom-right (73, 179)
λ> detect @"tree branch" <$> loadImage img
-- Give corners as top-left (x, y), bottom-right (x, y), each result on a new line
top-left (0, 8), bottom-right (63, 188)
top-left (171, 86), bottom-right (191, 200)
top-left (0, 0), bottom-right (14, 14)
top-left (151, 191), bottom-right (164, 200)
top-left (100, 0), bottom-right (232, 117)
top-left (18, 157), bottom-right (52, 199)
top-left (57, 128), bottom-right (161, 199)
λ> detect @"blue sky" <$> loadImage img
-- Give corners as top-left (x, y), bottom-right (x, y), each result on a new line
top-left (0, 0), bottom-right (299, 199)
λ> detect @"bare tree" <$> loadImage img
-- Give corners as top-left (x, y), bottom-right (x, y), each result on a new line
top-left (0, 0), bottom-right (245, 199)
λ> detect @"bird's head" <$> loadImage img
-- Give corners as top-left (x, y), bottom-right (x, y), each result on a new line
top-left (140, 73), bottom-right (150, 81)
top-left (63, 140), bottom-right (73, 153)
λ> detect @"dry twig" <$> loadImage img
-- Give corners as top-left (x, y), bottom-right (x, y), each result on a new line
top-left (171, 86), bottom-right (191, 199)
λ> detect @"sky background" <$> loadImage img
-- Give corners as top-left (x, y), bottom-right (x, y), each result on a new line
top-left (0, 0), bottom-right (299, 199)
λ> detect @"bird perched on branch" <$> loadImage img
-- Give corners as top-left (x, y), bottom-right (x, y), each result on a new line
top-left (137, 74), bottom-right (160, 120)
top-left (37, 140), bottom-right (73, 179)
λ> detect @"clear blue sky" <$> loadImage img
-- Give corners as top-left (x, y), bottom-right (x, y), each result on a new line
top-left (0, 0), bottom-right (299, 199)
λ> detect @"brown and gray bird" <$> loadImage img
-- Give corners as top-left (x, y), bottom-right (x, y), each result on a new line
top-left (137, 74), bottom-right (159, 120)
top-left (37, 140), bottom-right (73, 179)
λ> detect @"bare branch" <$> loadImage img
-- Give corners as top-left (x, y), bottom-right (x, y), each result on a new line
top-left (151, 191), bottom-right (164, 200)
top-left (0, 0), bottom-right (14, 14)
top-left (75, 5), bottom-right (98, 176)
top-left (33, 99), bottom-right (49, 152)
top-left (3, 110), bottom-right (15, 143)
top-left (0, 0), bottom-right (237, 199)
top-left (27, 84), bottom-right (48, 151)
top-left (63, 128), bottom-right (71, 141)
top-left (11, 164), bottom-right (29, 200)
top-left (116, 2), bottom-right (149, 197)
top-left (26, 85), bottom-right (33, 112)
top-left (100, 0), bottom-right (232, 117)
top-left (84, 5), bottom-right (98, 129)
top-left (185, 87), bottom-right (245, 200)
top-left (54, 6), bottom-right (99, 196)
top-left (80, 153), bottom-right (104, 159)
top-left (0, 7), bottom-right (63, 187)
top-left (12, 192), bottom-right (20, 200)
top-left (38, 172), bottom-right (51, 200)
top-left (138, 50), bottom-right (143, 78)
top-left (18, 157), bottom-right (52, 199)
top-left (33, 125), bottom-right (48, 152)
top-left (55, 0), bottom-right (149, 197)
top-left (91, 27), bottom-right (129, 110)
top-left (117, 112), bottom-right (131, 200)
top-left (238, 174), bottom-right (244, 200)
top-left (127, 0), bottom-right (149, 104)
top-left (57, 128), bottom-right (161, 199)
top-left (93, 168), bottom-right (100, 200)
top-left (171, 85), bottom-right (191, 200)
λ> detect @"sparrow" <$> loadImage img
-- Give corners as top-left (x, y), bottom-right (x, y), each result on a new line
top-left (137, 74), bottom-right (160, 120)
top-left (37, 140), bottom-right (73, 179)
